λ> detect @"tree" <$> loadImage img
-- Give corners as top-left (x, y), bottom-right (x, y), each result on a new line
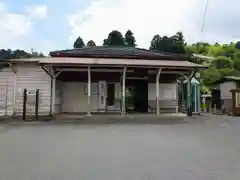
top-left (124, 30), bottom-right (136, 47)
top-left (149, 32), bottom-right (186, 54)
top-left (104, 30), bottom-right (125, 46)
top-left (211, 56), bottom-right (233, 69)
top-left (233, 52), bottom-right (240, 70)
top-left (201, 68), bottom-right (222, 86)
top-left (73, 36), bottom-right (85, 48)
top-left (171, 32), bottom-right (186, 54)
top-left (235, 41), bottom-right (240, 49)
top-left (0, 49), bottom-right (44, 60)
top-left (150, 35), bottom-right (162, 50)
top-left (86, 40), bottom-right (96, 47)
top-left (103, 39), bottom-right (108, 45)
top-left (187, 42), bottom-right (210, 55)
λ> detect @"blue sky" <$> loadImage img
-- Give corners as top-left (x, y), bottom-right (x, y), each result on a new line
top-left (0, 0), bottom-right (239, 55)
top-left (0, 0), bottom-right (93, 54)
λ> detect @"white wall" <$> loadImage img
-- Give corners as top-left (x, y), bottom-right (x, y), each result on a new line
top-left (61, 82), bottom-right (99, 113)
top-left (148, 83), bottom-right (177, 100)
top-left (220, 81), bottom-right (236, 99)
top-left (15, 64), bottom-right (51, 115)
top-left (0, 68), bottom-right (14, 116)
top-left (61, 82), bottom-right (122, 113)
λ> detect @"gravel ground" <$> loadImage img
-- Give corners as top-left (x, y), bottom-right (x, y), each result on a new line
top-left (0, 114), bottom-right (240, 180)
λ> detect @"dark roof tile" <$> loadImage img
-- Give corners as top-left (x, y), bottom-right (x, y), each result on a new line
top-left (50, 46), bottom-right (186, 61)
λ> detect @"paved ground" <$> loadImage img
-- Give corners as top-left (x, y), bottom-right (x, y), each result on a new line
top-left (0, 115), bottom-right (240, 180)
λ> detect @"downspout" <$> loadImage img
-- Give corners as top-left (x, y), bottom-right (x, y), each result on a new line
top-left (41, 65), bottom-right (53, 116)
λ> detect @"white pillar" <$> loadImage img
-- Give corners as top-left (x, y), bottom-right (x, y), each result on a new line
top-left (87, 66), bottom-right (91, 116)
top-left (198, 85), bottom-right (201, 113)
top-left (12, 72), bottom-right (17, 115)
top-left (121, 67), bottom-right (127, 116)
top-left (52, 77), bottom-right (56, 114)
top-left (194, 85), bottom-right (197, 113)
top-left (156, 68), bottom-right (161, 116)
top-left (51, 70), bottom-right (61, 115)
top-left (181, 81), bottom-right (184, 110)
top-left (176, 80), bottom-right (179, 113)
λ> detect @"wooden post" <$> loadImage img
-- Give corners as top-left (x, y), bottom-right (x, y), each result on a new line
top-left (156, 68), bottom-right (161, 116)
top-left (87, 66), bottom-right (91, 116)
top-left (121, 67), bottom-right (127, 116)
top-left (23, 89), bottom-right (27, 121)
top-left (35, 89), bottom-right (39, 120)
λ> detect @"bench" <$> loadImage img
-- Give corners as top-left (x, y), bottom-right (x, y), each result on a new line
top-left (148, 100), bottom-right (178, 113)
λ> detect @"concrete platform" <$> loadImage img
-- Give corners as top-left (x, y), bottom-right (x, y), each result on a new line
top-left (0, 113), bottom-right (189, 124)
top-left (54, 113), bottom-right (188, 124)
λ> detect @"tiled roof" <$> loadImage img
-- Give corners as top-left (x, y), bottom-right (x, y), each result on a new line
top-left (49, 46), bottom-right (186, 61)
top-left (10, 57), bottom-right (205, 69)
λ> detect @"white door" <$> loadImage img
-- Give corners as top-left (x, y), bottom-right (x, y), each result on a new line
top-left (98, 81), bottom-right (106, 111)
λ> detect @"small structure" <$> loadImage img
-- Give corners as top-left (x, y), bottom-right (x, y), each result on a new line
top-left (0, 46), bottom-right (206, 118)
top-left (217, 76), bottom-right (240, 113)
top-left (201, 94), bottom-right (212, 112)
top-left (230, 89), bottom-right (240, 116)
top-left (182, 77), bottom-right (201, 114)
top-left (190, 78), bottom-right (201, 114)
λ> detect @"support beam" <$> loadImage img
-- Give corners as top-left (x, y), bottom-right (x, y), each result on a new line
top-left (52, 77), bottom-right (56, 114)
top-left (156, 68), bottom-right (162, 116)
top-left (87, 66), bottom-right (91, 116)
top-left (121, 67), bottom-right (127, 116)
top-left (176, 80), bottom-right (179, 113)
top-left (8, 63), bottom-right (17, 115)
top-left (41, 65), bottom-right (62, 115)
top-left (50, 68), bottom-right (62, 115)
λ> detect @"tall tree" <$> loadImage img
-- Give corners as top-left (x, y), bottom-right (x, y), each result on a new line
top-left (149, 32), bottom-right (186, 54)
top-left (86, 40), bottom-right (96, 47)
top-left (103, 39), bottom-right (108, 45)
top-left (0, 49), bottom-right (44, 60)
top-left (150, 35), bottom-right (162, 50)
top-left (105, 30), bottom-right (125, 46)
top-left (171, 32), bottom-right (186, 54)
top-left (124, 30), bottom-right (136, 47)
top-left (73, 36), bottom-right (85, 48)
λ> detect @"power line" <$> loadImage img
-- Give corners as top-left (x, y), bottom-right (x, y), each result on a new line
top-left (201, 0), bottom-right (210, 33)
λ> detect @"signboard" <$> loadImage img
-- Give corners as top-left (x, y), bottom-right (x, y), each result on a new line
top-left (27, 90), bottom-right (36, 104)
top-left (195, 72), bottom-right (200, 78)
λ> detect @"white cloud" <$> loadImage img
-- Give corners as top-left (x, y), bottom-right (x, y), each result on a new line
top-left (69, 0), bottom-right (240, 48)
top-left (0, 2), bottom-right (47, 49)
top-left (25, 4), bottom-right (48, 20)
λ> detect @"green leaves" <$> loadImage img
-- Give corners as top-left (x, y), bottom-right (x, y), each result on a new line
top-left (124, 30), bottom-right (136, 47)
top-left (210, 56), bottom-right (233, 69)
top-left (104, 30), bottom-right (125, 46)
top-left (149, 32), bottom-right (186, 54)
top-left (86, 40), bottom-right (96, 47)
top-left (73, 36), bottom-right (85, 48)
top-left (102, 30), bottom-right (137, 46)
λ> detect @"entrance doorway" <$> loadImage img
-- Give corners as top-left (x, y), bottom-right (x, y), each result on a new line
top-left (126, 79), bottom-right (148, 113)
top-left (107, 83), bottom-right (115, 110)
